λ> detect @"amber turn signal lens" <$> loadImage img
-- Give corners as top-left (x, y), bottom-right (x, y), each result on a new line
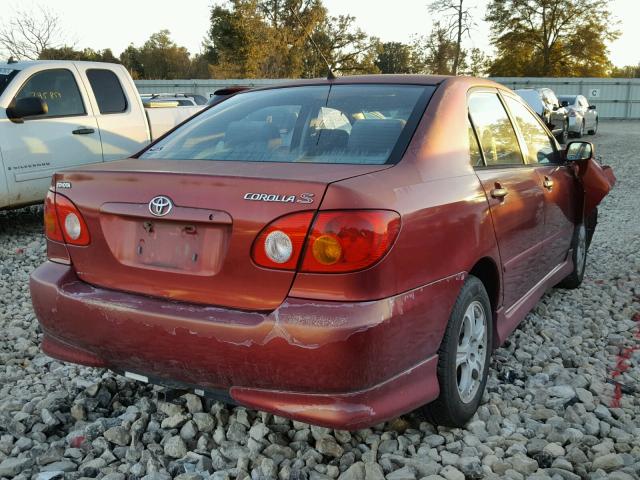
top-left (312, 234), bottom-right (342, 265)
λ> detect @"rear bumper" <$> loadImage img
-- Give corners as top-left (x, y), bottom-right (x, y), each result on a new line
top-left (30, 262), bottom-right (462, 429)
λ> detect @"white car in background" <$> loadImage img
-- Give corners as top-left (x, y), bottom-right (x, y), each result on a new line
top-left (0, 61), bottom-right (203, 210)
top-left (558, 94), bottom-right (599, 137)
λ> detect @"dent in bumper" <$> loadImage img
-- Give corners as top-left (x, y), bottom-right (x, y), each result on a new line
top-left (30, 262), bottom-right (461, 428)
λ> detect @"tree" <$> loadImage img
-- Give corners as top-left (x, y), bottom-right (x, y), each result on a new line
top-left (610, 64), bottom-right (640, 78)
top-left (375, 42), bottom-right (419, 74)
top-left (0, 4), bottom-right (67, 60)
top-left (119, 31), bottom-right (193, 79)
top-left (413, 22), bottom-right (459, 75)
top-left (206, 1), bottom-right (378, 78)
top-left (428, 0), bottom-right (474, 75)
top-left (39, 47), bottom-right (119, 63)
top-left (486, 0), bottom-right (620, 77)
top-left (302, 15), bottom-right (379, 77)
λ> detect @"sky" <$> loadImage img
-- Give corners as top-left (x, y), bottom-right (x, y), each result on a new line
top-left (4, 0), bottom-right (640, 67)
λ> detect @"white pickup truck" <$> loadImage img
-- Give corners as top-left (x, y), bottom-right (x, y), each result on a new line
top-left (0, 60), bottom-right (203, 210)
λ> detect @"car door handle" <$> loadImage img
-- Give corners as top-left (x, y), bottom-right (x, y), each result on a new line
top-left (72, 127), bottom-right (95, 135)
top-left (543, 177), bottom-right (554, 190)
top-left (490, 187), bottom-right (508, 199)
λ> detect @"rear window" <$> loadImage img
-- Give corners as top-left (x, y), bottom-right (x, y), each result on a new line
top-left (141, 84), bottom-right (434, 165)
top-left (86, 69), bottom-right (127, 114)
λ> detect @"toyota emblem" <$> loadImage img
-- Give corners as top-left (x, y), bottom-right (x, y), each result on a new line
top-left (148, 195), bottom-right (173, 217)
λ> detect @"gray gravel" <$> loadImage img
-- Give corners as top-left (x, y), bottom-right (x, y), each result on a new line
top-left (1, 121), bottom-right (639, 480)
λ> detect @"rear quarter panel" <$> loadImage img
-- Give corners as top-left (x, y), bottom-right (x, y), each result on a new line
top-left (290, 78), bottom-right (502, 303)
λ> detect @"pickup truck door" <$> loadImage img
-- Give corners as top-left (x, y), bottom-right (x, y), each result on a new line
top-left (0, 67), bottom-right (101, 207)
top-left (74, 64), bottom-right (149, 161)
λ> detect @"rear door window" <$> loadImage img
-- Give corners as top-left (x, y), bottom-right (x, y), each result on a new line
top-left (14, 68), bottom-right (85, 118)
top-left (504, 96), bottom-right (560, 165)
top-left (141, 84), bottom-right (435, 165)
top-left (468, 92), bottom-right (524, 166)
top-left (86, 69), bottom-right (127, 114)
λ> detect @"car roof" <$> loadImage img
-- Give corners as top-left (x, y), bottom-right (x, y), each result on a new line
top-left (234, 74), bottom-right (507, 94)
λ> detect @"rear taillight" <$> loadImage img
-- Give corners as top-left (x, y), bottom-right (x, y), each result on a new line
top-left (252, 212), bottom-right (314, 270)
top-left (44, 191), bottom-right (90, 246)
top-left (44, 191), bottom-right (63, 242)
top-left (252, 210), bottom-right (400, 273)
top-left (301, 210), bottom-right (400, 273)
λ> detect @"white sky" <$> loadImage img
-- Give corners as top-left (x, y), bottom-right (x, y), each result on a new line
top-left (5, 0), bottom-right (640, 67)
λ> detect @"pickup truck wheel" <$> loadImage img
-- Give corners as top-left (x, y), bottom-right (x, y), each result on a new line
top-left (588, 119), bottom-right (598, 135)
top-left (422, 276), bottom-right (492, 427)
top-left (557, 223), bottom-right (587, 289)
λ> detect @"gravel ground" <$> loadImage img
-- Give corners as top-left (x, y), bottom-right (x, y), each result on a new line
top-left (1, 120), bottom-right (639, 480)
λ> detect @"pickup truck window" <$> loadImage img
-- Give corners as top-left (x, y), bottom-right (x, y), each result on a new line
top-left (15, 69), bottom-right (85, 118)
top-left (0, 68), bottom-right (18, 96)
top-left (87, 69), bottom-right (127, 114)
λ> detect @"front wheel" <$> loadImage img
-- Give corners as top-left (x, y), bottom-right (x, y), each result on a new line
top-left (588, 119), bottom-right (598, 135)
top-left (557, 223), bottom-right (587, 289)
top-left (422, 276), bottom-right (492, 427)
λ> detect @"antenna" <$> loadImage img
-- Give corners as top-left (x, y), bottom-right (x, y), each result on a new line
top-left (289, 7), bottom-right (336, 80)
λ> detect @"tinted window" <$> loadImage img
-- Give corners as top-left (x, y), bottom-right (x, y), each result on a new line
top-left (468, 118), bottom-right (483, 167)
top-left (87, 69), bottom-right (127, 113)
top-left (15, 69), bottom-right (85, 117)
top-left (468, 92), bottom-right (523, 166)
top-left (504, 96), bottom-right (559, 164)
top-left (0, 68), bottom-right (18, 96)
top-left (142, 84), bottom-right (434, 165)
top-left (558, 95), bottom-right (577, 105)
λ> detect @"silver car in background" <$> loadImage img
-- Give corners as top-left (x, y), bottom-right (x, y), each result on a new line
top-left (558, 95), bottom-right (598, 137)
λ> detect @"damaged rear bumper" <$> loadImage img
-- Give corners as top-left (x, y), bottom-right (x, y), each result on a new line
top-left (30, 262), bottom-right (462, 429)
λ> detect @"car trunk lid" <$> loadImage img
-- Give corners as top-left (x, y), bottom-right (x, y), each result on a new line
top-left (53, 159), bottom-right (391, 310)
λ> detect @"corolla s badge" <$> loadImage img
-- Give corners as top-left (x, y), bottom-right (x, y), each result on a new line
top-left (243, 192), bottom-right (315, 204)
top-left (148, 195), bottom-right (173, 217)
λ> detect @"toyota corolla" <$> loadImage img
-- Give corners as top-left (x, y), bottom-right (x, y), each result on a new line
top-left (29, 76), bottom-right (615, 429)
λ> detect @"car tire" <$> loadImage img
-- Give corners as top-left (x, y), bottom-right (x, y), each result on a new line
top-left (588, 119), bottom-right (598, 135)
top-left (557, 223), bottom-right (587, 289)
top-left (422, 275), bottom-right (492, 427)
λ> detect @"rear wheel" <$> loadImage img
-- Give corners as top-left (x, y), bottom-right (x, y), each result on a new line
top-left (422, 276), bottom-right (492, 427)
top-left (588, 119), bottom-right (598, 135)
top-left (557, 223), bottom-right (587, 289)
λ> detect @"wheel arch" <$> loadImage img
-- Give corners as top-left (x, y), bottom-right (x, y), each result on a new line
top-left (468, 257), bottom-right (501, 346)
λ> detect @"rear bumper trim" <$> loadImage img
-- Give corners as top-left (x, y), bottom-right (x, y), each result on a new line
top-left (30, 261), bottom-right (461, 429)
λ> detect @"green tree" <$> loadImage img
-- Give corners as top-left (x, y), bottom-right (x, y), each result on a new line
top-left (375, 42), bottom-right (419, 74)
top-left (207, 0), bottom-right (272, 78)
top-left (486, 0), bottom-right (619, 77)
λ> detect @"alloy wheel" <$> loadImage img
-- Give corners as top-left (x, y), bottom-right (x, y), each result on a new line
top-left (456, 300), bottom-right (487, 403)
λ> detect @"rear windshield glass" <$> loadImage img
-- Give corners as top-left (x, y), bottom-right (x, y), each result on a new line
top-left (141, 84), bottom-right (435, 165)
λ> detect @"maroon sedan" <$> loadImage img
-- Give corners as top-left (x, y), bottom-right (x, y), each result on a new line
top-left (30, 76), bottom-right (614, 429)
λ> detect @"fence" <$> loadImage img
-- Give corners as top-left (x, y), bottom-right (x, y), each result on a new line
top-left (135, 77), bottom-right (640, 119)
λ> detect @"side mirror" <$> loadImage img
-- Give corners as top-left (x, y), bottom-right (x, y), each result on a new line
top-left (565, 141), bottom-right (594, 162)
top-left (7, 97), bottom-right (48, 122)
top-left (588, 105), bottom-right (596, 110)
top-left (561, 100), bottom-right (569, 107)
